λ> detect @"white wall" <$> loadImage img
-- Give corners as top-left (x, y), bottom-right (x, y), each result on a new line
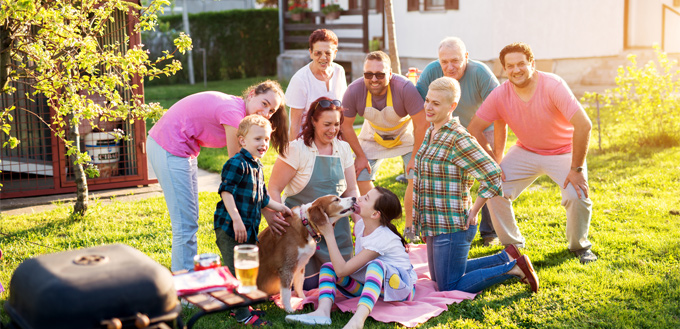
top-left (629, 0), bottom-right (680, 52)
top-left (394, 0), bottom-right (624, 61)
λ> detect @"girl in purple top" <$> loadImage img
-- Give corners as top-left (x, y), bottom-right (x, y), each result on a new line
top-left (147, 80), bottom-right (288, 272)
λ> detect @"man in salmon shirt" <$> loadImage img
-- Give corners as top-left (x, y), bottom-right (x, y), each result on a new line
top-left (468, 42), bottom-right (596, 264)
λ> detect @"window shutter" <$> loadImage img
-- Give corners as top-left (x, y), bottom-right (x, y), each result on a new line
top-left (407, 0), bottom-right (419, 12)
top-left (349, 0), bottom-right (358, 10)
top-left (444, 0), bottom-right (459, 10)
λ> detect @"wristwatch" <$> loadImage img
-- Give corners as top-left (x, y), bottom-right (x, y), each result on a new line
top-left (571, 166), bottom-right (584, 173)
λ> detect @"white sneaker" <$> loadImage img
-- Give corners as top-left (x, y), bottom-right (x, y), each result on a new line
top-left (285, 314), bottom-right (332, 325)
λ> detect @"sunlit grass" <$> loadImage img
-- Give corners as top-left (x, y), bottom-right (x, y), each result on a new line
top-left (2, 142), bottom-right (679, 327)
top-left (2, 78), bottom-right (680, 327)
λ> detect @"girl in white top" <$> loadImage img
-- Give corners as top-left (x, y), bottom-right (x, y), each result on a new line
top-left (285, 187), bottom-right (417, 329)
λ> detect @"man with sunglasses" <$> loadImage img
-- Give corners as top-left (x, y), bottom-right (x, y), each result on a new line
top-left (415, 36), bottom-right (502, 247)
top-left (340, 51), bottom-right (426, 242)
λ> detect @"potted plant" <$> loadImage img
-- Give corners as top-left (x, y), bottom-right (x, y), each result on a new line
top-left (289, 2), bottom-right (309, 21)
top-left (321, 2), bottom-right (342, 21)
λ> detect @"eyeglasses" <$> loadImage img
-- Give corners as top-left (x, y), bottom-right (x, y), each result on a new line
top-left (315, 99), bottom-right (342, 109)
top-left (363, 72), bottom-right (386, 80)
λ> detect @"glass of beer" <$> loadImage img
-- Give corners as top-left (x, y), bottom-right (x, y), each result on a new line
top-left (234, 245), bottom-right (259, 293)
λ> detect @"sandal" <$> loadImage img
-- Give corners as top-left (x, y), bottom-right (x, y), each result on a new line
top-left (240, 314), bottom-right (271, 327)
top-left (230, 307), bottom-right (266, 317)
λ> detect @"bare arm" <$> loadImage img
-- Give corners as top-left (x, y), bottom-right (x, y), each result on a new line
top-left (406, 110), bottom-right (428, 173)
top-left (265, 200), bottom-right (292, 217)
top-left (466, 197), bottom-right (488, 230)
top-left (318, 224), bottom-right (379, 277)
top-left (267, 158), bottom-right (297, 203)
top-left (342, 165), bottom-right (360, 199)
top-left (262, 158), bottom-right (297, 234)
top-left (467, 115), bottom-right (495, 160)
top-left (223, 124), bottom-right (241, 158)
top-left (563, 109), bottom-right (592, 198)
top-left (493, 119), bottom-right (508, 163)
top-left (340, 115), bottom-right (370, 176)
top-left (288, 107), bottom-right (304, 141)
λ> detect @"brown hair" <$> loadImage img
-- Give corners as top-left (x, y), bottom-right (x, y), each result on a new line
top-left (499, 42), bottom-right (534, 67)
top-left (365, 50), bottom-right (391, 68)
top-left (243, 79), bottom-right (289, 156)
top-left (237, 114), bottom-right (271, 139)
top-left (309, 29), bottom-right (339, 49)
top-left (299, 97), bottom-right (344, 147)
top-left (373, 186), bottom-right (408, 249)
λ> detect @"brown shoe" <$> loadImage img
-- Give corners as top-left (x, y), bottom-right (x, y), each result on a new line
top-left (516, 255), bottom-right (539, 293)
top-left (504, 244), bottom-right (522, 260)
top-left (572, 249), bottom-right (597, 264)
top-left (483, 236), bottom-right (500, 247)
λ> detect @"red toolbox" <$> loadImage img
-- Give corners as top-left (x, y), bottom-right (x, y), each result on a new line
top-left (3, 244), bottom-right (181, 329)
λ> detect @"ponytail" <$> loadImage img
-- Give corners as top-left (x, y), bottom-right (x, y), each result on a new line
top-left (373, 186), bottom-right (408, 250)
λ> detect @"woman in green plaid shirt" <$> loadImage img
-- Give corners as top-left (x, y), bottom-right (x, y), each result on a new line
top-left (413, 77), bottom-right (538, 293)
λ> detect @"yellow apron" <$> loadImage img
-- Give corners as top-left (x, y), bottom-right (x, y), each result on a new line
top-left (357, 85), bottom-right (414, 159)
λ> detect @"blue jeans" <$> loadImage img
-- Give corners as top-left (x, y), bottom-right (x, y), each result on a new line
top-left (426, 225), bottom-right (516, 293)
top-left (147, 136), bottom-right (199, 272)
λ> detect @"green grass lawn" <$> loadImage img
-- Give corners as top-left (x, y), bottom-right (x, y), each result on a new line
top-left (2, 78), bottom-right (680, 328)
top-left (2, 145), bottom-right (679, 328)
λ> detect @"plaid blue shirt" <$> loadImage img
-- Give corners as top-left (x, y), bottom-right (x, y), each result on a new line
top-left (214, 148), bottom-right (270, 241)
top-left (413, 117), bottom-right (502, 236)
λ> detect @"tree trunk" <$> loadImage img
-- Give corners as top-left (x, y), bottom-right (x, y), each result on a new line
top-left (384, 0), bottom-right (401, 75)
top-left (0, 26), bottom-right (12, 90)
top-left (69, 123), bottom-right (88, 216)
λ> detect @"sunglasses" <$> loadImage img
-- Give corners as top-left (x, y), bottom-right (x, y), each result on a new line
top-left (363, 72), bottom-right (386, 80)
top-left (315, 99), bottom-right (342, 109)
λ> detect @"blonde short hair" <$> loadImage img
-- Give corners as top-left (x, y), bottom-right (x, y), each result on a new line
top-left (237, 114), bottom-right (272, 138)
top-left (428, 76), bottom-right (461, 104)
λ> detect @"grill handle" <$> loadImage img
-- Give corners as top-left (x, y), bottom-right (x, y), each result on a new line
top-left (101, 318), bottom-right (122, 329)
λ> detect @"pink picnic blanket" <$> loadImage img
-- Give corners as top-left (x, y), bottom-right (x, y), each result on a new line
top-left (272, 244), bottom-right (476, 327)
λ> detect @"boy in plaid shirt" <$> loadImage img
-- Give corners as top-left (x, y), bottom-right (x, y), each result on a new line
top-left (214, 115), bottom-right (291, 326)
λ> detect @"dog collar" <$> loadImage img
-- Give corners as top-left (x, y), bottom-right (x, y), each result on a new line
top-left (300, 208), bottom-right (322, 243)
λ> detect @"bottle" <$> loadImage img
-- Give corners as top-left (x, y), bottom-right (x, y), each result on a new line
top-left (407, 67), bottom-right (418, 85)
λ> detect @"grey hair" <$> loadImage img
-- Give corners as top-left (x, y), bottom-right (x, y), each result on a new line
top-left (428, 76), bottom-right (461, 104)
top-left (438, 37), bottom-right (467, 54)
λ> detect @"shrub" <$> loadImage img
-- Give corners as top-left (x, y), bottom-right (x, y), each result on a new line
top-left (143, 9), bottom-right (279, 86)
top-left (582, 45), bottom-right (680, 150)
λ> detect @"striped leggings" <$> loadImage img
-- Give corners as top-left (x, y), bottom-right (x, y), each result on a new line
top-left (318, 260), bottom-right (413, 312)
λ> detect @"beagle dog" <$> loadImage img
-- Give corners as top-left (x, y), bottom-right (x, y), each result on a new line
top-left (257, 195), bottom-right (356, 312)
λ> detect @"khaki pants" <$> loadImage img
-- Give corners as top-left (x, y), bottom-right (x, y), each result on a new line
top-left (486, 146), bottom-right (593, 251)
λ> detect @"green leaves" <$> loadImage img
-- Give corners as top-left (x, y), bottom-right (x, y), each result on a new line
top-left (0, 0), bottom-right (191, 210)
top-left (582, 45), bottom-right (680, 150)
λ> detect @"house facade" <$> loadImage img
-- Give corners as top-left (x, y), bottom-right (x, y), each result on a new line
top-left (278, 0), bottom-right (680, 87)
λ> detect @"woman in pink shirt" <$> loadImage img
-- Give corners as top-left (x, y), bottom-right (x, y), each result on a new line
top-left (147, 80), bottom-right (288, 272)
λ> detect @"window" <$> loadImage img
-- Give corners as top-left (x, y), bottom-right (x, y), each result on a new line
top-left (425, 0), bottom-right (445, 11)
top-left (348, 0), bottom-right (383, 12)
top-left (408, 0), bottom-right (459, 12)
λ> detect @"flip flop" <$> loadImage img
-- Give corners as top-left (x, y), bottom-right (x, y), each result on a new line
top-left (240, 314), bottom-right (270, 327)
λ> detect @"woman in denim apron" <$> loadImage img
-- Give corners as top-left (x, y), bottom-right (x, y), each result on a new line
top-left (268, 97), bottom-right (359, 289)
